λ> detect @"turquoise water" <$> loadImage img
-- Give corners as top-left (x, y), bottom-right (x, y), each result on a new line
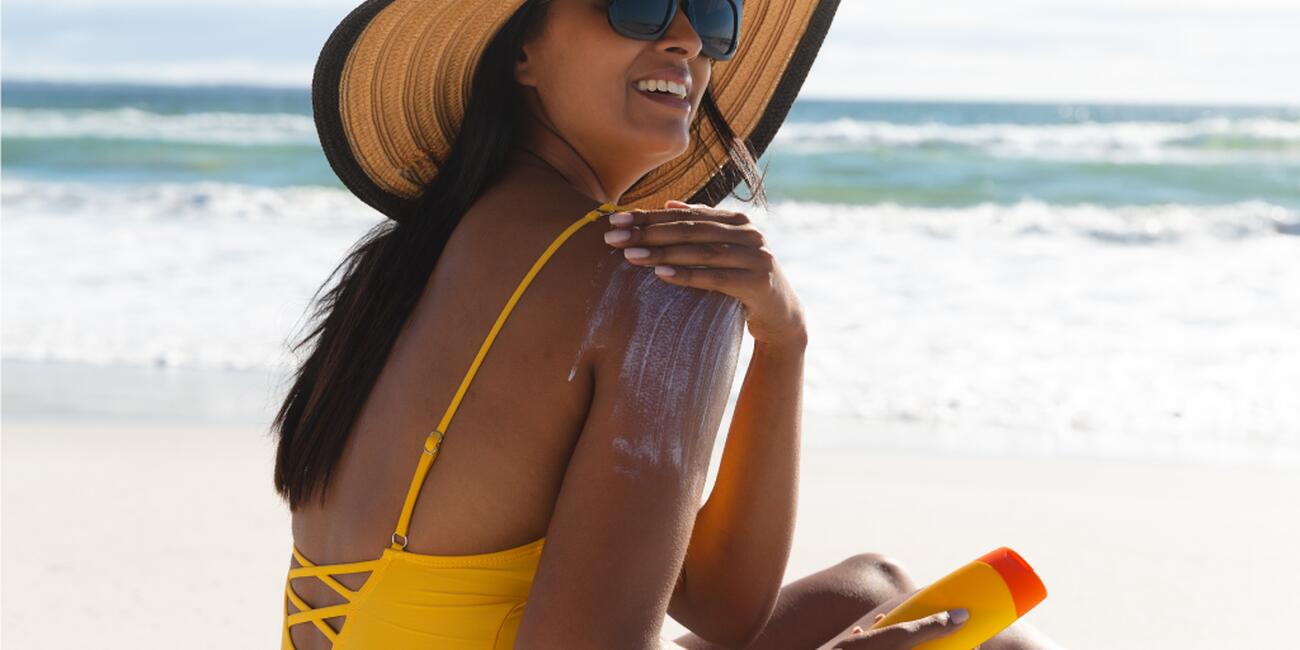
top-left (5, 80), bottom-right (1297, 208)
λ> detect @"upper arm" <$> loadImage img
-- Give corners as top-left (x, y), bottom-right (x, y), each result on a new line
top-left (514, 261), bottom-right (745, 648)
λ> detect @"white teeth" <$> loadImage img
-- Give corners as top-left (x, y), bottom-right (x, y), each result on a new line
top-left (635, 79), bottom-right (687, 99)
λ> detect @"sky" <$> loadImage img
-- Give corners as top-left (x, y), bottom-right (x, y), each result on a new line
top-left (2, 0), bottom-right (1298, 105)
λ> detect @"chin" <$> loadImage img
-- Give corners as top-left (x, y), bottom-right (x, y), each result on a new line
top-left (630, 127), bottom-right (691, 162)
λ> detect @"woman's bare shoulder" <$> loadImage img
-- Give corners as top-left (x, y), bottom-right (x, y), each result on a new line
top-left (464, 173), bottom-right (746, 400)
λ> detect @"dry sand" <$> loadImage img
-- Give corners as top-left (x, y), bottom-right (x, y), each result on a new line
top-left (3, 418), bottom-right (1296, 649)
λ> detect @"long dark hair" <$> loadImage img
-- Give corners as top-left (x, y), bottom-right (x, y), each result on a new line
top-left (273, 0), bottom-right (769, 510)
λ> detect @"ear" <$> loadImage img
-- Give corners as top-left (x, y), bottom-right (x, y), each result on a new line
top-left (514, 42), bottom-right (538, 88)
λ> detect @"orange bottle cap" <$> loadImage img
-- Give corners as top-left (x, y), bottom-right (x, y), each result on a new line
top-left (978, 547), bottom-right (1047, 617)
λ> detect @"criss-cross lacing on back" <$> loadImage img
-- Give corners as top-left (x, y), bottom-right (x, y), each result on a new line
top-left (283, 549), bottom-right (378, 644)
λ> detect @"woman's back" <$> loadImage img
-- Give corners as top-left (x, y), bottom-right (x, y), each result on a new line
top-left (282, 168), bottom-right (745, 648)
top-left (288, 175), bottom-right (608, 563)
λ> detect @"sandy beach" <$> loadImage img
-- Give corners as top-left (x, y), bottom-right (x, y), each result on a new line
top-left (4, 411), bottom-right (1296, 649)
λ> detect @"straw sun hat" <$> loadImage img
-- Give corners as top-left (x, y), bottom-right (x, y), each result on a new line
top-left (312, 0), bottom-right (841, 221)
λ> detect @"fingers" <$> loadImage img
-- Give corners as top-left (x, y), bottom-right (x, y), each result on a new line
top-left (867, 609), bottom-right (969, 647)
top-left (609, 205), bottom-right (750, 227)
top-left (604, 201), bottom-right (777, 299)
top-left (604, 220), bottom-right (767, 252)
top-left (619, 242), bottom-right (769, 272)
top-left (603, 209), bottom-right (772, 284)
top-left (648, 265), bottom-right (756, 293)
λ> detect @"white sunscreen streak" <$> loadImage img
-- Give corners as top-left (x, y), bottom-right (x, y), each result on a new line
top-left (568, 252), bottom-right (627, 383)
top-left (598, 263), bottom-right (744, 483)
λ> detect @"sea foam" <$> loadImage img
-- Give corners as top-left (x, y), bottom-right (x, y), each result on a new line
top-left (5, 179), bottom-right (1298, 463)
top-left (773, 116), bottom-right (1300, 163)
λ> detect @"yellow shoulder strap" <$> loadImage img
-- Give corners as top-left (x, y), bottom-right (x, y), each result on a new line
top-left (390, 201), bottom-right (628, 549)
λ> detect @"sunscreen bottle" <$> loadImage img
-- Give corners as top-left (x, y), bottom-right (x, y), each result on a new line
top-left (868, 547), bottom-right (1047, 650)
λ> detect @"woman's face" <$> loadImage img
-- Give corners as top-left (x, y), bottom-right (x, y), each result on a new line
top-left (515, 0), bottom-right (713, 177)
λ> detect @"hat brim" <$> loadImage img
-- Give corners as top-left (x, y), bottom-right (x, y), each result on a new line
top-left (313, 0), bottom-right (841, 221)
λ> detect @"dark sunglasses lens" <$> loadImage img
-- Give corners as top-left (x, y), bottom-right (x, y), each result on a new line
top-left (687, 0), bottom-right (740, 58)
top-left (608, 0), bottom-right (676, 37)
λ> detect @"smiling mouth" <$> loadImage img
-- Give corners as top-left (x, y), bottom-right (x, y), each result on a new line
top-left (632, 83), bottom-right (691, 111)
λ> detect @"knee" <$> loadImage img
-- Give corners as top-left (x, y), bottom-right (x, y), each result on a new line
top-left (833, 552), bottom-right (915, 596)
top-left (781, 552), bottom-right (917, 628)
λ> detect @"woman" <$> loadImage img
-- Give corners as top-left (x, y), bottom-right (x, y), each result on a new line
top-left (275, 0), bottom-right (1061, 648)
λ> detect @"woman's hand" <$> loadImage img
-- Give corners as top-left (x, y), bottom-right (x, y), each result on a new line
top-left (827, 608), bottom-right (971, 650)
top-left (603, 200), bottom-right (806, 349)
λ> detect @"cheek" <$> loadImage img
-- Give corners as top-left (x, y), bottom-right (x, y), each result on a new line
top-left (690, 61), bottom-right (712, 110)
top-left (536, 47), bottom-right (637, 129)
top-left (533, 7), bottom-right (640, 120)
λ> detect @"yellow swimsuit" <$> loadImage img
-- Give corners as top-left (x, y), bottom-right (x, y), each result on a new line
top-left (282, 202), bottom-right (626, 649)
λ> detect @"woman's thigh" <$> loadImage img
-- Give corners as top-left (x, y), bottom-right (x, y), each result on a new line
top-left (671, 552), bottom-right (916, 650)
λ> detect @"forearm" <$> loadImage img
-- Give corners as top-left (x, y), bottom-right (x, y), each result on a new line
top-left (681, 335), bottom-right (805, 642)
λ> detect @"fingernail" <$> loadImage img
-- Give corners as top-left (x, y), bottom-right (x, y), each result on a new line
top-left (654, 265), bottom-right (675, 276)
top-left (948, 608), bottom-right (969, 624)
top-left (604, 229), bottom-right (630, 244)
top-left (609, 212), bottom-right (632, 226)
top-left (623, 247), bottom-right (650, 259)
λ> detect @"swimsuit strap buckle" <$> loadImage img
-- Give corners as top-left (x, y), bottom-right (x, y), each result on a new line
top-left (391, 532), bottom-right (409, 550)
top-left (423, 429), bottom-right (444, 456)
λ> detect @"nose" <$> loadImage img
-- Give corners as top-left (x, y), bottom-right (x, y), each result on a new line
top-left (657, 0), bottom-right (704, 59)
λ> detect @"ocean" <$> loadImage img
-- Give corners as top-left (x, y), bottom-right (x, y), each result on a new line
top-left (3, 80), bottom-right (1297, 465)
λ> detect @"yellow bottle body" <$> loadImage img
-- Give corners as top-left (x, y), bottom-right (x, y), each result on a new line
top-left (870, 559), bottom-right (1021, 650)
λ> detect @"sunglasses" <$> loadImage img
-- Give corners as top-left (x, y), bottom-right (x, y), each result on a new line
top-left (606, 0), bottom-right (744, 61)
